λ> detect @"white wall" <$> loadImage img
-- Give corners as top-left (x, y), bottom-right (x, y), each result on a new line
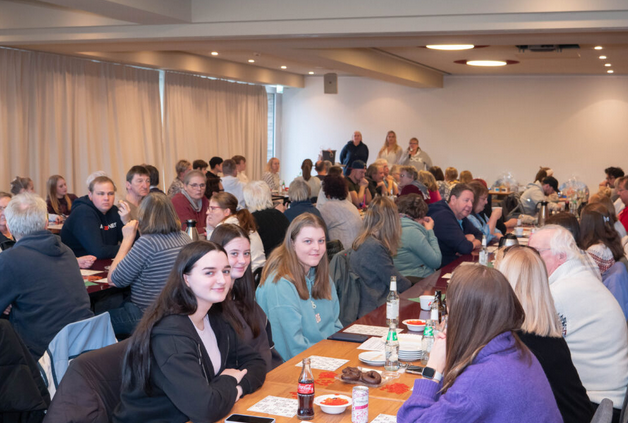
top-left (280, 75), bottom-right (628, 192)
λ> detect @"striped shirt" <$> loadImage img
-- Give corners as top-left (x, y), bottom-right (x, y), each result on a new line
top-left (109, 231), bottom-right (191, 311)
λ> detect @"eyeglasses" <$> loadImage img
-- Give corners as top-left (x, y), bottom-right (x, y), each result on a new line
top-left (208, 206), bottom-right (224, 211)
top-left (188, 183), bottom-right (206, 189)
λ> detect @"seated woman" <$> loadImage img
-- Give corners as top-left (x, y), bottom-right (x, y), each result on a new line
top-left (397, 265), bottom-right (562, 423)
top-left (580, 203), bottom-right (625, 274)
top-left (398, 166), bottom-right (429, 200)
top-left (445, 166), bottom-right (459, 186)
top-left (418, 170), bottom-right (441, 204)
top-left (206, 192), bottom-right (266, 272)
top-left (459, 170), bottom-right (473, 184)
top-left (171, 170), bottom-right (209, 236)
top-left (46, 175), bottom-right (78, 218)
top-left (467, 181), bottom-right (503, 243)
top-left (318, 174), bottom-right (362, 249)
top-left (113, 241), bottom-right (266, 423)
top-left (243, 181), bottom-right (290, 256)
top-left (349, 196), bottom-right (411, 317)
top-left (284, 178), bottom-right (323, 223)
top-left (429, 166), bottom-right (451, 202)
top-left (262, 157), bottom-right (281, 191)
top-left (589, 193), bottom-right (627, 238)
top-left (10, 176), bottom-right (34, 195)
top-left (256, 213), bottom-right (343, 361)
top-left (0, 192), bottom-right (15, 251)
top-left (210, 224), bottom-right (283, 370)
top-left (108, 192), bottom-right (191, 336)
top-left (498, 246), bottom-right (594, 423)
top-left (393, 194), bottom-right (441, 280)
top-left (301, 159), bottom-right (321, 199)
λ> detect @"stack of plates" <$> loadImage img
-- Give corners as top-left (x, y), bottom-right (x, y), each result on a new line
top-left (358, 351), bottom-right (385, 367)
top-left (399, 342), bottom-right (422, 362)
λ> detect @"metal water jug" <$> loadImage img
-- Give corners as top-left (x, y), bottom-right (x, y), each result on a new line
top-left (185, 219), bottom-right (199, 241)
top-left (537, 201), bottom-right (550, 227)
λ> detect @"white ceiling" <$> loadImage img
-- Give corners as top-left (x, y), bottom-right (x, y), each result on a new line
top-left (1, 0), bottom-right (627, 87)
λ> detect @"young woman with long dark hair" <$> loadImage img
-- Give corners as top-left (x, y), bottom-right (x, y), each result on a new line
top-left (580, 202), bottom-right (625, 274)
top-left (210, 224), bottom-right (283, 370)
top-left (113, 241), bottom-right (266, 423)
top-left (397, 265), bottom-right (562, 423)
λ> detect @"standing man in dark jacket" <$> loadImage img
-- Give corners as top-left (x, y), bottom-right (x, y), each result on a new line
top-left (428, 183), bottom-right (483, 267)
top-left (61, 176), bottom-right (126, 259)
top-left (340, 131), bottom-right (369, 176)
top-left (0, 193), bottom-right (93, 360)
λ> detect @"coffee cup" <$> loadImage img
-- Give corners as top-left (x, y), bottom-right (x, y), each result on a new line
top-left (420, 295), bottom-right (434, 311)
top-left (514, 227), bottom-right (524, 236)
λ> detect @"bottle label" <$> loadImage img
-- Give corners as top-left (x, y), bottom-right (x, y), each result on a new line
top-left (298, 383), bottom-right (314, 394)
top-left (430, 309), bottom-right (439, 322)
top-left (424, 326), bottom-right (434, 337)
top-left (386, 302), bottom-right (399, 320)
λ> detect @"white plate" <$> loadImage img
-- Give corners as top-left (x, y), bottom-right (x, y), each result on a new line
top-left (358, 351), bottom-right (385, 366)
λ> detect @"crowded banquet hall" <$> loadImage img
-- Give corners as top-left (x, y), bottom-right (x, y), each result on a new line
top-left (2, 2), bottom-right (628, 423)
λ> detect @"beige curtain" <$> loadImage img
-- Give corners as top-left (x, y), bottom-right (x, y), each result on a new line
top-left (163, 73), bottom-right (268, 184)
top-left (0, 48), bottom-right (163, 197)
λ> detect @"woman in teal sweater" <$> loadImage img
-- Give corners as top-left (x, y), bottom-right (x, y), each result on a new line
top-left (394, 194), bottom-right (442, 278)
top-left (256, 213), bottom-right (343, 361)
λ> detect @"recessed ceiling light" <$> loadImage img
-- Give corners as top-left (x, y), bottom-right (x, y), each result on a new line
top-left (210, 51), bottom-right (218, 56)
top-left (466, 60), bottom-right (507, 67)
top-left (426, 44), bottom-right (475, 51)
top-left (605, 63), bottom-right (612, 67)
top-left (608, 70), bottom-right (614, 73)
top-left (308, 71), bottom-right (314, 75)
top-left (599, 56), bottom-right (607, 60)
top-left (281, 66), bottom-right (287, 69)
top-left (248, 59), bottom-right (255, 63)
top-left (594, 46), bottom-right (603, 50)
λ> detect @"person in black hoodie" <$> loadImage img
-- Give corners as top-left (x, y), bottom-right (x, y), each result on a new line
top-left (113, 241), bottom-right (266, 423)
top-left (427, 183), bottom-right (483, 267)
top-left (0, 193), bottom-right (93, 360)
top-left (61, 176), bottom-right (127, 259)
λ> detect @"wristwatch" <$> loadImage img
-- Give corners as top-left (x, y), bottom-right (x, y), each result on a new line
top-left (421, 366), bottom-right (443, 382)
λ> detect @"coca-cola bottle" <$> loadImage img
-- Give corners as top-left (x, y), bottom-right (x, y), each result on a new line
top-left (297, 358), bottom-right (315, 420)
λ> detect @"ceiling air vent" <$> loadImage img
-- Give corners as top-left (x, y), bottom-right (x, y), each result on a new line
top-left (516, 45), bottom-right (580, 53)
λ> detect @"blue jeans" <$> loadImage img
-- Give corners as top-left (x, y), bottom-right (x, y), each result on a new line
top-left (108, 301), bottom-right (144, 337)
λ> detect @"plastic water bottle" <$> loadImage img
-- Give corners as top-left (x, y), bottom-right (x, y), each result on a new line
top-left (479, 235), bottom-right (488, 266)
top-left (384, 323), bottom-right (400, 372)
top-left (421, 320), bottom-right (435, 365)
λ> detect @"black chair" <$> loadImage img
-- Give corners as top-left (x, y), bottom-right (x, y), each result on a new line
top-left (43, 339), bottom-right (128, 423)
top-left (591, 399), bottom-right (614, 423)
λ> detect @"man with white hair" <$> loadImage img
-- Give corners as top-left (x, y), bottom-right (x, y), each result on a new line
top-left (0, 193), bottom-right (93, 360)
top-left (529, 224), bottom-right (628, 413)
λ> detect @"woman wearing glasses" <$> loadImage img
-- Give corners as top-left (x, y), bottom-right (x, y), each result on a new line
top-left (206, 192), bottom-right (266, 272)
top-left (497, 246), bottom-right (594, 423)
top-left (171, 170), bottom-right (210, 236)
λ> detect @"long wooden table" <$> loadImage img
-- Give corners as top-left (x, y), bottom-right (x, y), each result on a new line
top-left (224, 254), bottom-right (475, 422)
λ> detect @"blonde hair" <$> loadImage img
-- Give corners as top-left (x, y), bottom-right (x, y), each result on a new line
top-left (459, 170), bottom-right (473, 184)
top-left (265, 157), bottom-right (279, 173)
top-left (418, 170), bottom-right (437, 192)
top-left (260, 213), bottom-right (331, 301)
top-left (445, 167), bottom-right (458, 182)
top-left (378, 130), bottom-right (402, 157)
top-left (352, 196), bottom-right (401, 256)
top-left (497, 247), bottom-right (562, 337)
top-left (46, 175), bottom-right (72, 215)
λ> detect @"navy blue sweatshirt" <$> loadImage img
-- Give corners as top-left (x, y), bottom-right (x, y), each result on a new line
top-left (339, 141), bottom-right (369, 175)
top-left (0, 230), bottom-right (93, 359)
top-left (427, 199), bottom-right (483, 267)
top-left (60, 195), bottom-right (123, 259)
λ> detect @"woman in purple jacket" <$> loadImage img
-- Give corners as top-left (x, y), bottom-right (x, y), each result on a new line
top-left (397, 265), bottom-right (562, 423)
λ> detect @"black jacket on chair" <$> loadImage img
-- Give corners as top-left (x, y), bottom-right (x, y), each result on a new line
top-left (0, 320), bottom-right (50, 423)
top-left (113, 312), bottom-right (267, 423)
